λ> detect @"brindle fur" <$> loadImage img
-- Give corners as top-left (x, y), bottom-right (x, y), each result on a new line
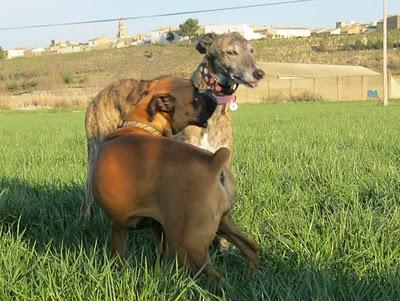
top-left (176, 32), bottom-right (264, 153)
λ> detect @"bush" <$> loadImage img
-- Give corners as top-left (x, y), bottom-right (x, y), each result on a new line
top-left (352, 39), bottom-right (364, 50)
top-left (316, 39), bottom-right (328, 52)
top-left (6, 82), bottom-right (19, 92)
top-left (0, 46), bottom-right (5, 59)
top-left (21, 80), bottom-right (38, 90)
top-left (62, 73), bottom-right (73, 84)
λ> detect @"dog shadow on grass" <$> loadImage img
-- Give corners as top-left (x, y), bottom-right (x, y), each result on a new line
top-left (0, 177), bottom-right (160, 259)
top-left (1, 177), bottom-right (399, 299)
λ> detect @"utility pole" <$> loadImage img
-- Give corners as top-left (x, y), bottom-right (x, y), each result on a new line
top-left (383, 0), bottom-right (388, 106)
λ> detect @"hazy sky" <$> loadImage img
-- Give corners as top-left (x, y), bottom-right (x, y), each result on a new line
top-left (1, 0), bottom-right (399, 49)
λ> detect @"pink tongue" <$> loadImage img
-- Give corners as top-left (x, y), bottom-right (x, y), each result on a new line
top-left (216, 95), bottom-right (236, 105)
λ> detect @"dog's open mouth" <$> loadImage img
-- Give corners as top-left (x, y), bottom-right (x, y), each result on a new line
top-left (232, 75), bottom-right (258, 88)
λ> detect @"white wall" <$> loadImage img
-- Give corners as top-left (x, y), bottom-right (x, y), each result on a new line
top-left (269, 28), bottom-right (311, 38)
top-left (204, 24), bottom-right (262, 40)
top-left (6, 49), bottom-right (25, 59)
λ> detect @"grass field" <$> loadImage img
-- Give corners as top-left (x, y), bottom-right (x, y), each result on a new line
top-left (0, 101), bottom-right (400, 300)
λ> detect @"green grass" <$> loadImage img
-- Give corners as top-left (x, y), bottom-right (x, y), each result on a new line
top-left (0, 101), bottom-right (400, 300)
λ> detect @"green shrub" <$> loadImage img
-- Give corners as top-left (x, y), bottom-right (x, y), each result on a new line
top-left (352, 39), bottom-right (364, 50)
top-left (6, 82), bottom-right (19, 92)
top-left (21, 80), bottom-right (38, 90)
top-left (62, 73), bottom-right (73, 84)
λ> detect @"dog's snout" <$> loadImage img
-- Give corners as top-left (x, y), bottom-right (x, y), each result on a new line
top-left (253, 69), bottom-right (265, 80)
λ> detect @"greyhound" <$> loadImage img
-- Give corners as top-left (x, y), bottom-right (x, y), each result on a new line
top-left (175, 32), bottom-right (265, 154)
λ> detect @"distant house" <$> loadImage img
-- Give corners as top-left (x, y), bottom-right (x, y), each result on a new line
top-left (57, 45), bottom-right (83, 54)
top-left (133, 34), bottom-right (150, 45)
top-left (311, 27), bottom-right (341, 36)
top-left (5, 48), bottom-right (26, 59)
top-left (255, 26), bottom-right (311, 38)
top-left (377, 14), bottom-right (400, 31)
top-left (88, 37), bottom-right (113, 49)
top-left (150, 27), bottom-right (179, 43)
top-left (31, 47), bottom-right (46, 56)
top-left (203, 24), bottom-right (262, 40)
top-left (335, 21), bottom-right (366, 34)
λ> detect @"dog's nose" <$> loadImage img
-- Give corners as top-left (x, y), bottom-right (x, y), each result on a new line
top-left (253, 69), bottom-right (265, 80)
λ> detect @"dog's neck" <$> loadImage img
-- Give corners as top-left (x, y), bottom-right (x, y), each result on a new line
top-left (195, 56), bottom-right (238, 106)
top-left (121, 101), bottom-right (173, 138)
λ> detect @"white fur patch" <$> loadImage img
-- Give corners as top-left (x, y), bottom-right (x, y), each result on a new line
top-left (199, 133), bottom-right (215, 152)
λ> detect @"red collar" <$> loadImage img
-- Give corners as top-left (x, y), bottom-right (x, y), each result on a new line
top-left (216, 94), bottom-right (236, 105)
top-left (199, 57), bottom-right (239, 98)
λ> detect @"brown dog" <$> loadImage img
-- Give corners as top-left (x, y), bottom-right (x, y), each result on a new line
top-left (83, 78), bottom-right (217, 219)
top-left (83, 32), bottom-right (264, 220)
top-left (92, 107), bottom-right (260, 279)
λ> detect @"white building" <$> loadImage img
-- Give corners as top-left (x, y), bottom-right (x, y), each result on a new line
top-left (31, 47), bottom-right (46, 56)
top-left (150, 27), bottom-right (178, 43)
top-left (265, 27), bottom-right (311, 38)
top-left (203, 24), bottom-right (262, 40)
top-left (5, 48), bottom-right (26, 59)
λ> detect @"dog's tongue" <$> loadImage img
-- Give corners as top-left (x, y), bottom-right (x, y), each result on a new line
top-left (215, 84), bottom-right (223, 93)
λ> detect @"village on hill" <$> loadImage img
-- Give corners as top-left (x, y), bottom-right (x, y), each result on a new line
top-left (4, 14), bottom-right (400, 60)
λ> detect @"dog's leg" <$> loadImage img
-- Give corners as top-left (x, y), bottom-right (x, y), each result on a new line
top-left (217, 214), bottom-right (260, 268)
top-left (175, 244), bottom-right (221, 280)
top-left (151, 222), bottom-right (167, 258)
top-left (111, 223), bottom-right (128, 261)
top-left (167, 221), bottom-right (221, 280)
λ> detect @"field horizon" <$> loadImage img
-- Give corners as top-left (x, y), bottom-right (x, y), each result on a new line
top-left (1, 29), bottom-right (400, 109)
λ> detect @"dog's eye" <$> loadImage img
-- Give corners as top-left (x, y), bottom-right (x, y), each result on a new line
top-left (219, 171), bottom-right (225, 185)
top-left (226, 50), bottom-right (238, 56)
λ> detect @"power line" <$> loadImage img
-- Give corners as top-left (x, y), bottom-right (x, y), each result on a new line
top-left (0, 0), bottom-right (315, 31)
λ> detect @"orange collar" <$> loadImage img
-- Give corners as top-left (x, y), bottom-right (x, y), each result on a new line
top-left (120, 120), bottom-right (162, 137)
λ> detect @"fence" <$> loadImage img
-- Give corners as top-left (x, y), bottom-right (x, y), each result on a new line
top-left (236, 75), bottom-right (400, 102)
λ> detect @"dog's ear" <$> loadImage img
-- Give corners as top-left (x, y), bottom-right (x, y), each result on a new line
top-left (147, 94), bottom-right (176, 121)
top-left (210, 147), bottom-right (230, 173)
top-left (196, 33), bottom-right (216, 54)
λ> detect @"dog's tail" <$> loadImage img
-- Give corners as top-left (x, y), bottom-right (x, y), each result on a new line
top-left (82, 100), bottom-right (99, 220)
top-left (209, 147), bottom-right (230, 173)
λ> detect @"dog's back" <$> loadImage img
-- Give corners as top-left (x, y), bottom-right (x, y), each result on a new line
top-left (92, 134), bottom-right (235, 227)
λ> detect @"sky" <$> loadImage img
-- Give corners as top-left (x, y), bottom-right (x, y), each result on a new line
top-left (0, 0), bottom-right (399, 49)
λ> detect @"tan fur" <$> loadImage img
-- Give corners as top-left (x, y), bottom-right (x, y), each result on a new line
top-left (82, 78), bottom-right (216, 219)
top-left (92, 125), bottom-right (260, 279)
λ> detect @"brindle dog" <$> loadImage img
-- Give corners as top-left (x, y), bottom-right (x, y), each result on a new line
top-left (82, 32), bottom-right (264, 220)
top-left (176, 32), bottom-right (265, 153)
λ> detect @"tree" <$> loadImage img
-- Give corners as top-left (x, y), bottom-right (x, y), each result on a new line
top-left (166, 31), bottom-right (175, 43)
top-left (0, 46), bottom-right (5, 59)
top-left (177, 18), bottom-right (199, 41)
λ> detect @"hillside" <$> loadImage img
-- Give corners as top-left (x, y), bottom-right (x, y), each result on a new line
top-left (0, 30), bottom-right (399, 107)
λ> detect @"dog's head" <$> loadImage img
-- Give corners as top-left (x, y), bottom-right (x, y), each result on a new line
top-left (196, 32), bottom-right (265, 88)
top-left (146, 78), bottom-right (217, 134)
